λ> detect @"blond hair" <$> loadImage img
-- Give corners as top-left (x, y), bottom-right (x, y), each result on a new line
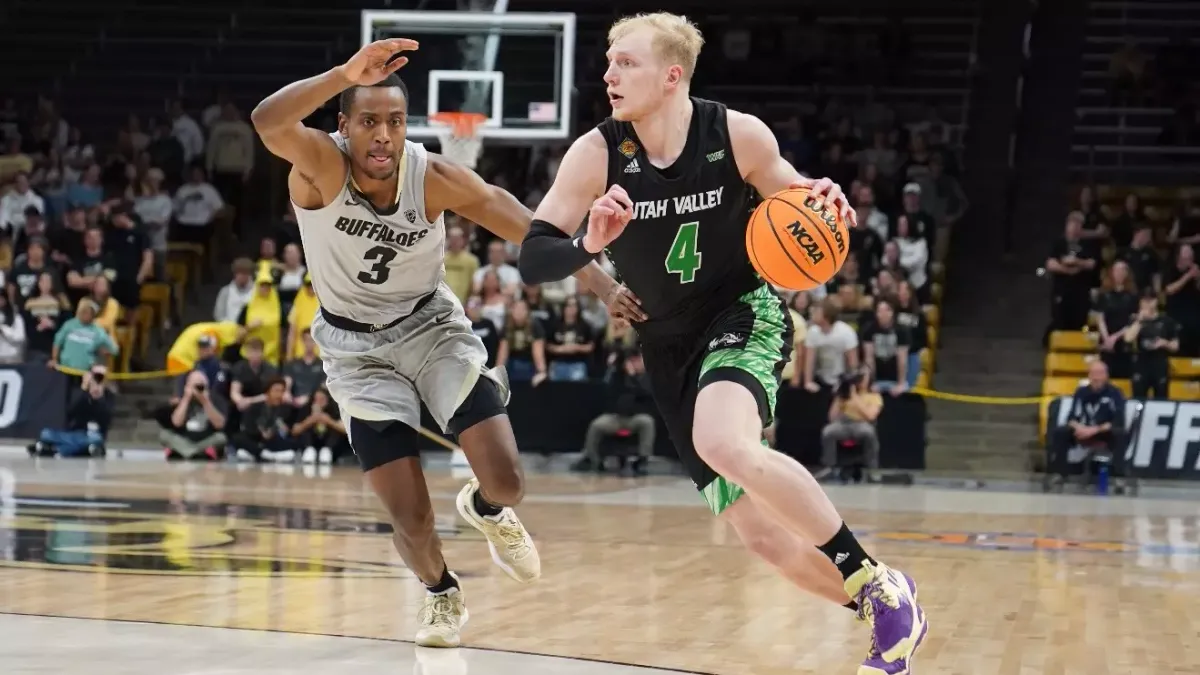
top-left (608, 13), bottom-right (705, 81)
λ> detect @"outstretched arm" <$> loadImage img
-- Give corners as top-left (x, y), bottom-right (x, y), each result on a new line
top-left (727, 109), bottom-right (856, 228)
top-left (425, 152), bottom-right (644, 320)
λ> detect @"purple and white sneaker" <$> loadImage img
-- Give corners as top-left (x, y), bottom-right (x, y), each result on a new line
top-left (860, 610), bottom-right (928, 675)
top-left (845, 561), bottom-right (926, 669)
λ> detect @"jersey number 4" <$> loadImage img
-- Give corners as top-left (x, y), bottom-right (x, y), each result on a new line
top-left (665, 221), bottom-right (702, 284)
top-left (358, 246), bottom-right (397, 285)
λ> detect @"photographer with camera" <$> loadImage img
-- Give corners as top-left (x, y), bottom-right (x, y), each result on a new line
top-left (29, 364), bottom-right (113, 458)
top-left (572, 343), bottom-right (657, 475)
top-left (1125, 291), bottom-right (1179, 400)
top-left (815, 368), bottom-right (882, 482)
top-left (158, 369), bottom-right (229, 461)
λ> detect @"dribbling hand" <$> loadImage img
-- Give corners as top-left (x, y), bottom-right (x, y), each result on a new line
top-left (340, 38), bottom-right (420, 86)
top-left (789, 176), bottom-right (857, 229)
top-left (582, 185), bottom-right (634, 254)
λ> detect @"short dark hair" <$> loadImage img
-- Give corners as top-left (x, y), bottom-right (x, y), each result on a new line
top-left (338, 73), bottom-right (410, 115)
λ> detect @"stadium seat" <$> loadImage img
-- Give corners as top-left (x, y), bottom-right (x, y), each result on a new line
top-left (135, 308), bottom-right (156, 360)
top-left (1042, 376), bottom-right (1084, 397)
top-left (1044, 352), bottom-right (1100, 377)
top-left (926, 326), bottom-right (938, 350)
top-left (916, 370), bottom-right (930, 390)
top-left (114, 326), bottom-right (134, 374)
top-left (165, 260), bottom-right (189, 317)
top-left (1169, 380), bottom-right (1200, 401)
top-left (920, 349), bottom-right (933, 372)
top-left (923, 305), bottom-right (939, 327)
top-left (930, 283), bottom-right (943, 304)
top-left (140, 283), bottom-right (171, 330)
top-left (1170, 357), bottom-right (1200, 380)
top-left (1049, 331), bottom-right (1099, 353)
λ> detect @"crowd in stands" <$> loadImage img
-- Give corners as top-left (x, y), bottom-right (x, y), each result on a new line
top-left (1049, 186), bottom-right (1200, 398)
top-left (0, 93), bottom-right (256, 458)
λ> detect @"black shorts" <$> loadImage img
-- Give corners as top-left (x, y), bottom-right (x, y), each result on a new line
top-left (348, 374), bottom-right (508, 472)
top-left (639, 285), bottom-right (792, 515)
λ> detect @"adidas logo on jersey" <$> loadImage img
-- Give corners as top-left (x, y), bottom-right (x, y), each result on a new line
top-left (624, 158), bottom-right (641, 174)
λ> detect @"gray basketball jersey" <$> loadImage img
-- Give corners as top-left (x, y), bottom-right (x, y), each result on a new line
top-left (294, 135), bottom-right (445, 324)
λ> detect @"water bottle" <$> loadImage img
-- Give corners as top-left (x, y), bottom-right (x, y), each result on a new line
top-left (1096, 458), bottom-right (1110, 495)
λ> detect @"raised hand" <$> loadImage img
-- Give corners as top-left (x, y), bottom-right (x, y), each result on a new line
top-left (340, 38), bottom-right (420, 86)
top-left (582, 184), bottom-right (634, 254)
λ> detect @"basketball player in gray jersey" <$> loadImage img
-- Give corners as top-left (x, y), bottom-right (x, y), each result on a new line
top-left (251, 38), bottom-right (642, 648)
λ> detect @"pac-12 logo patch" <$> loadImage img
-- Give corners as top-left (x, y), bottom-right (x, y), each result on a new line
top-left (708, 332), bottom-right (747, 351)
top-left (618, 138), bottom-right (638, 159)
top-left (404, 208), bottom-right (418, 224)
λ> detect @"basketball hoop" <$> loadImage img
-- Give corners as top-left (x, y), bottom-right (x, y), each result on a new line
top-left (431, 112), bottom-right (486, 169)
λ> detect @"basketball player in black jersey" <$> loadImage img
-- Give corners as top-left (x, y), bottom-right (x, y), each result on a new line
top-left (519, 13), bottom-right (926, 674)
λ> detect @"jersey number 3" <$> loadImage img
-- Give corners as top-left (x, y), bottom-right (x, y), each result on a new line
top-left (358, 246), bottom-right (397, 285)
top-left (665, 221), bottom-right (702, 284)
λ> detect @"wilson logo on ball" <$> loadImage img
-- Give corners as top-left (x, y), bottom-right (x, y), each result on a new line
top-left (802, 196), bottom-right (847, 253)
top-left (785, 221), bottom-right (825, 265)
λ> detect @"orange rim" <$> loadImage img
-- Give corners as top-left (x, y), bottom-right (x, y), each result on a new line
top-left (430, 112), bottom-right (487, 138)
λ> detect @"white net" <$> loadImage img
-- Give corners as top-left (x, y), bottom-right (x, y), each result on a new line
top-left (433, 120), bottom-right (484, 169)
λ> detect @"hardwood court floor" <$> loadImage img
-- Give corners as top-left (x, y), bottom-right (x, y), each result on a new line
top-left (1, 457), bottom-right (1199, 674)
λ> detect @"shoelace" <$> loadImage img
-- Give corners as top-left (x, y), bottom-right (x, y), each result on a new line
top-left (855, 566), bottom-right (903, 630)
top-left (420, 594), bottom-right (458, 628)
top-left (491, 513), bottom-right (532, 560)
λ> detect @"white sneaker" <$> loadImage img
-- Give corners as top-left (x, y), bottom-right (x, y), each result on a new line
top-left (455, 479), bottom-right (541, 583)
top-left (301, 447), bottom-right (317, 464)
top-left (415, 574), bottom-right (468, 648)
top-left (235, 448), bottom-right (256, 463)
top-left (318, 447), bottom-right (333, 464)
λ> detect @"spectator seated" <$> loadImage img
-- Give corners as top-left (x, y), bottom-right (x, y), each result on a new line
top-left (158, 369), bottom-right (228, 461)
top-left (816, 370), bottom-right (882, 484)
top-left (1043, 361), bottom-right (1137, 495)
top-left (233, 376), bottom-right (296, 463)
top-left (30, 365), bottom-right (112, 458)
top-left (290, 386), bottom-right (347, 465)
top-left (571, 344), bottom-right (655, 476)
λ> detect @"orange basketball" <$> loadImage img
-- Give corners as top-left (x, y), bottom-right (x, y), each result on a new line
top-left (745, 188), bottom-right (850, 291)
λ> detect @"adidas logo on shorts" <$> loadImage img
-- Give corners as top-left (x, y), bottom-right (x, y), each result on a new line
top-left (624, 158), bottom-right (641, 174)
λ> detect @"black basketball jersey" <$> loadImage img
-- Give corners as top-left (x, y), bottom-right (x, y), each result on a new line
top-left (597, 98), bottom-right (760, 340)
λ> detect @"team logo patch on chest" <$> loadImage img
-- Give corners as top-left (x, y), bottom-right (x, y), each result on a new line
top-left (618, 138), bottom-right (639, 159)
top-left (404, 209), bottom-right (418, 224)
top-left (333, 216), bottom-right (428, 248)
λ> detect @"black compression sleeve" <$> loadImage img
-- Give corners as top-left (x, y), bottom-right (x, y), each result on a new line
top-left (518, 219), bottom-right (598, 284)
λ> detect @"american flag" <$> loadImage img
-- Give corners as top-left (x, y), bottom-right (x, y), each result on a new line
top-left (527, 102), bottom-right (558, 122)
